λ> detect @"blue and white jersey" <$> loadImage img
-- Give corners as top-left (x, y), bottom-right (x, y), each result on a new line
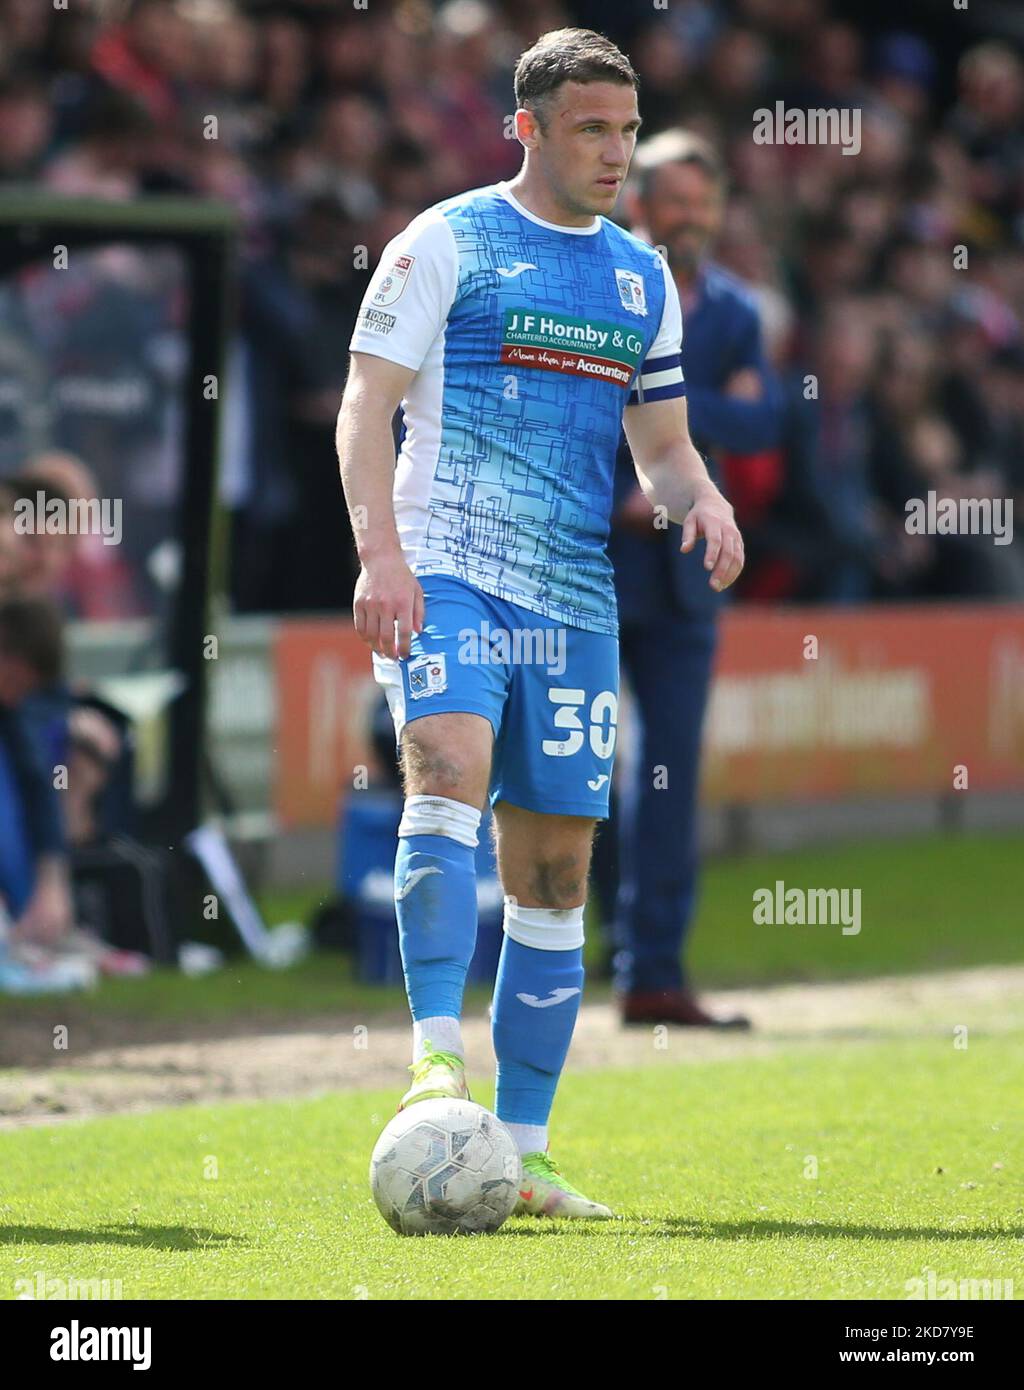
top-left (348, 181), bottom-right (686, 634)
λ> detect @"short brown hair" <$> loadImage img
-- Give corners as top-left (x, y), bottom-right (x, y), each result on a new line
top-left (514, 28), bottom-right (639, 133)
top-left (0, 596), bottom-right (65, 685)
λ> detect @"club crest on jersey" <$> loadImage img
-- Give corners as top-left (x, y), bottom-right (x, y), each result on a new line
top-left (372, 253), bottom-right (415, 307)
top-left (614, 268), bottom-right (648, 316)
top-left (407, 653), bottom-right (447, 699)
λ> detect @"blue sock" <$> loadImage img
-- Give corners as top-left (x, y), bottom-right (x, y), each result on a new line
top-left (395, 812), bottom-right (479, 1021)
top-left (492, 933), bottom-right (584, 1127)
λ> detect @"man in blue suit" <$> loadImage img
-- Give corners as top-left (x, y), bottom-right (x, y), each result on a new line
top-left (602, 131), bottom-right (781, 1027)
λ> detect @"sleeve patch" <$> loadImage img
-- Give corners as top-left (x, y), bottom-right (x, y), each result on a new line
top-left (371, 254), bottom-right (416, 307)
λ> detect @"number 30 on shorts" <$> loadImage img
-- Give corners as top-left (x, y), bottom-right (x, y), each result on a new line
top-left (542, 688), bottom-right (618, 759)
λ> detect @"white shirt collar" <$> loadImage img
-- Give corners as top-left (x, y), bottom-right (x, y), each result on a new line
top-left (496, 181), bottom-right (601, 236)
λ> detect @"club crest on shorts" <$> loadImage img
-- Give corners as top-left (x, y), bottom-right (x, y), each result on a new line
top-left (407, 653), bottom-right (447, 699)
top-left (372, 253), bottom-right (416, 307)
top-left (614, 268), bottom-right (647, 316)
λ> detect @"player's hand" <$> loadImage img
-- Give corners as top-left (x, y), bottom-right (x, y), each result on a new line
top-left (14, 866), bottom-right (74, 947)
top-left (680, 482), bottom-right (745, 592)
top-left (353, 551), bottom-right (424, 660)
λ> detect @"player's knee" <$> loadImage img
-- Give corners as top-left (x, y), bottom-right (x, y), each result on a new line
top-left (528, 850), bottom-right (589, 909)
top-left (400, 730), bottom-right (483, 802)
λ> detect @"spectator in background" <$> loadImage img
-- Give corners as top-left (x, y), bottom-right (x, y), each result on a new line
top-left (869, 327), bottom-right (1019, 598)
top-left (984, 346), bottom-right (1024, 510)
top-left (947, 41), bottom-right (1024, 232)
top-left (0, 481), bottom-right (19, 600)
top-left (294, 92), bottom-right (385, 223)
top-left (192, 6), bottom-right (262, 158)
top-left (0, 77), bottom-right (53, 180)
top-left (600, 130), bottom-right (780, 1028)
top-left (281, 193), bottom-right (368, 611)
top-left (256, 12), bottom-right (311, 147)
top-left (0, 0), bottom-right (53, 75)
top-left (222, 243), bottom-right (336, 613)
top-left (781, 300), bottom-right (890, 601)
top-left (0, 597), bottom-right (73, 948)
top-left (17, 454), bottom-right (145, 619)
top-left (63, 700), bottom-right (169, 966)
top-left (43, 86), bottom-right (155, 199)
top-left (88, 0), bottom-right (195, 127)
top-left (63, 704), bottom-right (123, 850)
top-left (430, 0), bottom-right (523, 186)
top-left (0, 596), bottom-right (151, 982)
top-left (871, 31), bottom-right (935, 129)
top-left (5, 475), bottom-right (79, 606)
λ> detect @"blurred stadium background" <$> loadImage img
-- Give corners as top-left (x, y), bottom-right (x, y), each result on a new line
top-left (0, 0), bottom-right (1022, 1022)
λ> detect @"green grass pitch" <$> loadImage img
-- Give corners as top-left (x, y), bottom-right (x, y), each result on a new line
top-left (2, 1034), bottom-right (1021, 1300)
top-left (4, 831), bottom-right (1018, 1029)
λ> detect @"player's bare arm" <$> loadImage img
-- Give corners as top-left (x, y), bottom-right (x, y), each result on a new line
top-left (336, 351), bottom-right (425, 660)
top-left (623, 393), bottom-right (745, 592)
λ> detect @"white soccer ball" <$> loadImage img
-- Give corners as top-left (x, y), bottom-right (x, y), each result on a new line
top-left (369, 1100), bottom-right (522, 1236)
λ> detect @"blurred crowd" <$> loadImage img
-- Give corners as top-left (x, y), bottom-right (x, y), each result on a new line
top-left (0, 0), bottom-right (1021, 610)
top-left (0, 460), bottom-right (173, 987)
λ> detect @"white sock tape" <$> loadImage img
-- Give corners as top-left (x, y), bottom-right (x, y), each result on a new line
top-left (398, 794), bottom-right (481, 849)
top-left (503, 898), bottom-right (585, 951)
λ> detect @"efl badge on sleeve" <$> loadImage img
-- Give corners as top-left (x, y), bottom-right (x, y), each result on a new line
top-left (372, 253), bottom-right (416, 307)
top-left (407, 653), bottom-right (448, 700)
top-left (614, 268), bottom-right (648, 316)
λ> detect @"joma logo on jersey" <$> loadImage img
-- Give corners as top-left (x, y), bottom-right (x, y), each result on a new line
top-left (501, 309), bottom-right (644, 391)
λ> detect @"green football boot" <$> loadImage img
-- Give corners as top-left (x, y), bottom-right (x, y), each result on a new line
top-left (514, 1151), bottom-right (614, 1219)
top-left (398, 1039), bottom-right (470, 1111)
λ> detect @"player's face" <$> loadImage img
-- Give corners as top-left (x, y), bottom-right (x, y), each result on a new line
top-left (532, 81), bottom-right (642, 218)
top-left (639, 162), bottom-right (723, 275)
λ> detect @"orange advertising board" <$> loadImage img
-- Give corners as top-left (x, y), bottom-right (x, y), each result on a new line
top-left (274, 605), bottom-right (1024, 827)
top-left (274, 620), bottom-right (379, 829)
top-left (702, 605), bottom-right (1024, 802)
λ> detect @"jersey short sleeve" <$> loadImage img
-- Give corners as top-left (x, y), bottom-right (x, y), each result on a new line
top-left (627, 254), bottom-right (686, 405)
top-left (348, 209), bottom-right (459, 372)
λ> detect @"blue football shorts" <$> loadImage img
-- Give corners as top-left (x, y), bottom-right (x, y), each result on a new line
top-left (372, 572), bottom-right (619, 819)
